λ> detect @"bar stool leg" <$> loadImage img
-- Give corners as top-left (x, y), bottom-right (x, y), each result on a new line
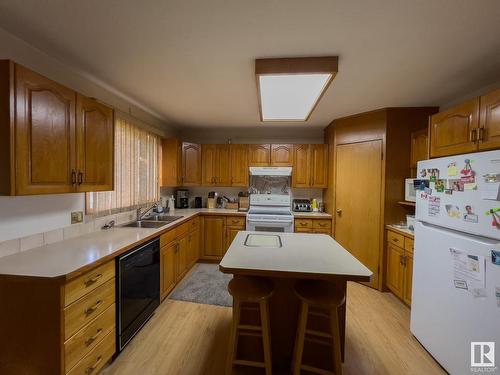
top-left (226, 300), bottom-right (241, 375)
top-left (292, 301), bottom-right (309, 375)
top-left (330, 307), bottom-right (343, 375)
top-left (260, 300), bottom-right (273, 375)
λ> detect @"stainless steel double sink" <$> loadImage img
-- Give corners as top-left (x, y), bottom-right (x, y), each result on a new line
top-left (120, 215), bottom-right (184, 229)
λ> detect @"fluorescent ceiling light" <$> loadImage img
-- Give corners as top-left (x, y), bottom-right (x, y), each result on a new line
top-left (255, 57), bottom-right (338, 122)
top-left (259, 74), bottom-right (332, 121)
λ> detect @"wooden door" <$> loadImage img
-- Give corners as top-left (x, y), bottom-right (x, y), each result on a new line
top-left (271, 144), bottom-right (293, 166)
top-left (410, 128), bottom-right (429, 169)
top-left (161, 138), bottom-right (181, 187)
top-left (187, 228), bottom-right (200, 267)
top-left (229, 144), bottom-right (248, 186)
top-left (14, 64), bottom-right (76, 195)
top-left (160, 242), bottom-right (177, 299)
top-left (335, 140), bottom-right (383, 289)
top-left (386, 244), bottom-right (404, 299)
top-left (248, 144), bottom-right (270, 166)
top-left (429, 98), bottom-right (479, 157)
top-left (201, 144), bottom-right (216, 186)
top-left (292, 144), bottom-right (310, 188)
top-left (310, 144), bottom-right (328, 188)
top-left (216, 145), bottom-right (231, 186)
top-left (76, 94), bottom-right (114, 192)
top-left (225, 227), bottom-right (241, 252)
top-left (182, 143), bottom-right (201, 185)
top-left (203, 216), bottom-right (226, 258)
top-left (403, 252), bottom-right (413, 305)
top-left (176, 235), bottom-right (188, 281)
top-left (479, 88), bottom-right (500, 151)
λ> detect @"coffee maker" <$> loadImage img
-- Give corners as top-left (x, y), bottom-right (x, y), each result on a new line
top-left (175, 189), bottom-right (189, 208)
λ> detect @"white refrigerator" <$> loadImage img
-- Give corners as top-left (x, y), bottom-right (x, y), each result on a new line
top-left (411, 150), bottom-right (500, 374)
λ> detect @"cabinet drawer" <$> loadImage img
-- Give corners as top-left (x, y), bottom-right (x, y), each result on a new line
top-left (65, 261), bottom-right (115, 307)
top-left (188, 217), bottom-right (199, 232)
top-left (295, 228), bottom-right (312, 233)
top-left (404, 237), bottom-right (414, 253)
top-left (226, 216), bottom-right (245, 228)
top-left (312, 229), bottom-right (331, 235)
top-left (64, 279), bottom-right (115, 340)
top-left (387, 231), bottom-right (404, 247)
top-left (176, 222), bottom-right (189, 237)
top-left (64, 303), bottom-right (115, 373)
top-left (312, 219), bottom-right (332, 230)
top-left (295, 219), bottom-right (312, 229)
top-left (160, 229), bottom-right (177, 247)
top-left (67, 328), bottom-right (115, 375)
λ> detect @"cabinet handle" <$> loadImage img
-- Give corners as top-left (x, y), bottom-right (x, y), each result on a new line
top-left (336, 209), bottom-right (342, 215)
top-left (78, 171), bottom-right (83, 185)
top-left (84, 273), bottom-right (103, 287)
top-left (71, 170), bottom-right (77, 185)
top-left (478, 127), bottom-right (485, 142)
top-left (85, 328), bottom-right (103, 347)
top-left (85, 300), bottom-right (103, 316)
top-left (85, 355), bottom-right (103, 374)
top-left (470, 129), bottom-right (478, 143)
top-left (392, 238), bottom-right (399, 243)
top-left (318, 223), bottom-right (326, 227)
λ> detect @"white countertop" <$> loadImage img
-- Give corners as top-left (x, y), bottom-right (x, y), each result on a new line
top-left (220, 231), bottom-right (372, 281)
top-left (0, 208), bottom-right (332, 279)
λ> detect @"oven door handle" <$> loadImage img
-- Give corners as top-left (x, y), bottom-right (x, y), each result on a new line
top-left (247, 218), bottom-right (293, 223)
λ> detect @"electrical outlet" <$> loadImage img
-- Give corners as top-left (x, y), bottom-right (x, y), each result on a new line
top-left (71, 211), bottom-right (84, 224)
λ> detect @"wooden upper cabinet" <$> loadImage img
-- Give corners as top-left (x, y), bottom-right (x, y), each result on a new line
top-left (310, 144), bottom-right (328, 188)
top-left (76, 94), bottom-right (114, 192)
top-left (161, 138), bottom-right (182, 187)
top-left (201, 144), bottom-right (216, 186)
top-left (216, 144), bottom-right (231, 186)
top-left (479, 88), bottom-right (500, 151)
top-left (248, 144), bottom-right (271, 166)
top-left (14, 64), bottom-right (77, 195)
top-left (230, 144), bottom-right (248, 186)
top-left (292, 144), bottom-right (310, 188)
top-left (429, 98), bottom-right (479, 157)
top-left (182, 142), bottom-right (201, 186)
top-left (410, 128), bottom-right (429, 169)
top-left (271, 144), bottom-right (293, 166)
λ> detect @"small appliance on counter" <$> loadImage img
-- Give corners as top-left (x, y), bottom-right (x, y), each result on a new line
top-left (292, 199), bottom-right (312, 212)
top-left (207, 191), bottom-right (216, 209)
top-left (238, 192), bottom-right (249, 212)
top-left (175, 189), bottom-right (189, 208)
top-left (194, 196), bottom-right (202, 208)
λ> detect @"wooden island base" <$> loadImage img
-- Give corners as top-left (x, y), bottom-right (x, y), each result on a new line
top-left (232, 275), bottom-right (347, 371)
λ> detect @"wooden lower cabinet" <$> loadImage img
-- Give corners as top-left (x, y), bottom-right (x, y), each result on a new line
top-left (225, 216), bottom-right (246, 252)
top-left (293, 217), bottom-right (332, 236)
top-left (160, 241), bottom-right (177, 299)
top-left (202, 216), bottom-right (226, 259)
top-left (385, 229), bottom-right (414, 306)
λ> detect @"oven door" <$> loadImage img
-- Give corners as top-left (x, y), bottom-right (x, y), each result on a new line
top-left (246, 215), bottom-right (294, 233)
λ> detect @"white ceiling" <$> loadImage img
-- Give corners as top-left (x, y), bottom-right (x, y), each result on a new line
top-left (0, 0), bottom-right (499, 129)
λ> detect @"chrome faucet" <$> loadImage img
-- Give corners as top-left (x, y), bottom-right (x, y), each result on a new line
top-left (136, 203), bottom-right (158, 221)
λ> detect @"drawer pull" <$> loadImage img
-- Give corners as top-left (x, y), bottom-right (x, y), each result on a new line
top-left (300, 222), bottom-right (307, 226)
top-left (318, 223), bottom-right (326, 227)
top-left (231, 220), bottom-right (239, 224)
top-left (84, 274), bottom-right (103, 287)
top-left (392, 238), bottom-right (399, 242)
top-left (85, 355), bottom-right (103, 374)
top-left (85, 300), bottom-right (103, 316)
top-left (85, 328), bottom-right (103, 347)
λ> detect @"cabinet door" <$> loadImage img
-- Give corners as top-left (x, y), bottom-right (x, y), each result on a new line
top-left (160, 242), bottom-right (177, 299)
top-left (15, 64), bottom-right (76, 195)
top-left (410, 128), bottom-right (429, 169)
top-left (230, 144), bottom-right (248, 186)
top-left (176, 235), bottom-right (188, 281)
top-left (271, 144), bottom-right (293, 166)
top-left (429, 98), bottom-right (479, 157)
top-left (216, 144), bottom-right (231, 186)
top-left (182, 143), bottom-right (201, 185)
top-left (248, 144), bottom-right (270, 166)
top-left (161, 138), bottom-right (181, 187)
top-left (403, 252), bottom-right (413, 306)
top-left (479, 88), bottom-right (500, 151)
top-left (201, 144), bottom-right (216, 186)
top-left (225, 227), bottom-right (242, 252)
top-left (187, 228), bottom-right (200, 267)
top-left (76, 94), bottom-right (114, 192)
top-left (203, 216), bottom-right (226, 258)
top-left (386, 244), bottom-right (404, 299)
top-left (310, 144), bottom-right (328, 188)
top-left (292, 144), bottom-right (310, 188)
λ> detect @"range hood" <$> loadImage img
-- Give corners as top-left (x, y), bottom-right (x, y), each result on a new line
top-left (249, 167), bottom-right (292, 176)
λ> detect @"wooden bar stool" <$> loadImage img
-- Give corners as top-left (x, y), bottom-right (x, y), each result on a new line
top-left (292, 279), bottom-right (346, 375)
top-left (226, 276), bottom-right (274, 375)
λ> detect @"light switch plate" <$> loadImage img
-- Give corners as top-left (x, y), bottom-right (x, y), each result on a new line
top-left (71, 211), bottom-right (84, 224)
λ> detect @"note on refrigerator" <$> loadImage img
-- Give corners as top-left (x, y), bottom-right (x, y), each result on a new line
top-left (450, 248), bottom-right (486, 292)
top-left (481, 182), bottom-right (500, 201)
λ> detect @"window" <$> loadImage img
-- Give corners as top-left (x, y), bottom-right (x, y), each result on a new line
top-left (86, 116), bottom-right (160, 216)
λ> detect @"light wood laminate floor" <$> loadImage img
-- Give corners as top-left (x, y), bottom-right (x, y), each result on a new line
top-left (102, 282), bottom-right (445, 375)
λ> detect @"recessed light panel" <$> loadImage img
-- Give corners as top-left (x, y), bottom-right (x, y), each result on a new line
top-left (259, 73), bottom-right (332, 121)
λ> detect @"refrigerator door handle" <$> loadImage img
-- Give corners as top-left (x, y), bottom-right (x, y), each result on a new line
top-left (418, 221), bottom-right (499, 246)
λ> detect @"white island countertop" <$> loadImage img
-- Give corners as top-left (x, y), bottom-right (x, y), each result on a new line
top-left (220, 231), bottom-right (372, 281)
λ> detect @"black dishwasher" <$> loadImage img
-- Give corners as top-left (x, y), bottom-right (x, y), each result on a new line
top-left (117, 238), bottom-right (160, 352)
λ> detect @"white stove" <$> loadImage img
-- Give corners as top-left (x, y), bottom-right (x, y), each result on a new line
top-left (246, 194), bottom-right (294, 233)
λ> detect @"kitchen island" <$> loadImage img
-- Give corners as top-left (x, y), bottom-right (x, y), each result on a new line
top-left (219, 231), bottom-right (372, 371)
